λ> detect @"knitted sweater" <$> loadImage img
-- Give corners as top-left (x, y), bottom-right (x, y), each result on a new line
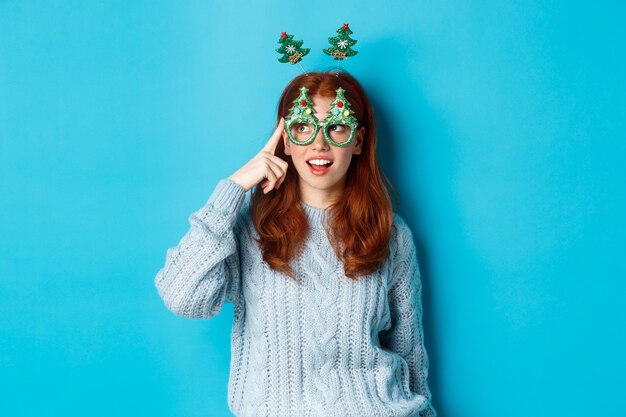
top-left (154, 178), bottom-right (437, 417)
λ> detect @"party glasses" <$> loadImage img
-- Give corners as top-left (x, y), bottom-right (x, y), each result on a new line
top-left (284, 86), bottom-right (360, 147)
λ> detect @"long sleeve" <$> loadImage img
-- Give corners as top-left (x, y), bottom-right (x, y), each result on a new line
top-left (380, 215), bottom-right (437, 417)
top-left (154, 178), bottom-right (247, 319)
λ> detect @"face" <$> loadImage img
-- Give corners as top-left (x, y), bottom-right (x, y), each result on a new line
top-left (283, 94), bottom-right (365, 205)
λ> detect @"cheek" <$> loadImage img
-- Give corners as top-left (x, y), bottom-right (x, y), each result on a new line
top-left (289, 148), bottom-right (308, 170)
top-left (290, 148), bottom-right (307, 162)
top-left (334, 150), bottom-right (354, 167)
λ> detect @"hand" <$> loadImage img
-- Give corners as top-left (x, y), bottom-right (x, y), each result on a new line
top-left (228, 118), bottom-right (289, 194)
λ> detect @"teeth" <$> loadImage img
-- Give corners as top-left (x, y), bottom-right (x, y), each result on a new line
top-left (308, 159), bottom-right (332, 166)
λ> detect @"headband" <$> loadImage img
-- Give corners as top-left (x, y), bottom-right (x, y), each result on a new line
top-left (276, 23), bottom-right (364, 147)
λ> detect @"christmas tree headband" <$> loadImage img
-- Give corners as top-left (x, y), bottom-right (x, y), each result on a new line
top-left (276, 23), bottom-right (363, 147)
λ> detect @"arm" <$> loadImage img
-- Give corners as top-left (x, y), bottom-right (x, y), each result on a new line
top-left (380, 215), bottom-right (437, 417)
top-left (154, 178), bottom-right (246, 319)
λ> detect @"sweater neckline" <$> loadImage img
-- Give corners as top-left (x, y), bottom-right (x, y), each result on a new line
top-left (300, 201), bottom-right (329, 229)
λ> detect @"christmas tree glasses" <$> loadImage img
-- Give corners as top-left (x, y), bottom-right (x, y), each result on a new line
top-left (285, 86), bottom-right (360, 147)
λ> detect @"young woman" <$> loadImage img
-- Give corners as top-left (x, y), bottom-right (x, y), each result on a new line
top-left (154, 70), bottom-right (437, 417)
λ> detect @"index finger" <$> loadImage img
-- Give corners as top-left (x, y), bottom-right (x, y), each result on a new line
top-left (262, 117), bottom-right (285, 155)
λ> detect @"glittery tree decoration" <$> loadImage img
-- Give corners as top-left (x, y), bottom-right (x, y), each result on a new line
top-left (284, 86), bottom-right (320, 145)
top-left (323, 23), bottom-right (358, 60)
top-left (323, 87), bottom-right (359, 146)
top-left (276, 32), bottom-right (310, 64)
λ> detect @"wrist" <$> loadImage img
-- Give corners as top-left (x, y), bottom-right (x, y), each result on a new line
top-left (228, 175), bottom-right (248, 192)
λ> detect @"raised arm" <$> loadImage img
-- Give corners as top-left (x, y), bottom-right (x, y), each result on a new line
top-left (380, 215), bottom-right (437, 417)
top-left (154, 178), bottom-right (246, 319)
top-left (154, 118), bottom-right (289, 319)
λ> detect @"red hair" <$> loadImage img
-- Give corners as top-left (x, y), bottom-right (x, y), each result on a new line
top-left (249, 70), bottom-right (398, 281)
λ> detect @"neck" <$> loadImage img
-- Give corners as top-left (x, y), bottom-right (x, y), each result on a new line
top-left (298, 176), bottom-right (346, 209)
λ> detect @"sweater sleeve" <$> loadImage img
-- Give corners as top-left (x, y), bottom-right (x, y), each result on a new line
top-left (380, 215), bottom-right (437, 417)
top-left (154, 178), bottom-right (247, 319)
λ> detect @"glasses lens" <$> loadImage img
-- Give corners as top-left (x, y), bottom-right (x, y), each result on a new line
top-left (290, 123), bottom-right (316, 143)
top-left (326, 124), bottom-right (353, 144)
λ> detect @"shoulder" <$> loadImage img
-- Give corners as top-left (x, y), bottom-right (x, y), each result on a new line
top-left (390, 212), bottom-right (416, 258)
top-left (388, 212), bottom-right (421, 288)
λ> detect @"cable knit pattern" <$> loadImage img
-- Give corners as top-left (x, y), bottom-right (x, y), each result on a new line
top-left (154, 178), bottom-right (437, 417)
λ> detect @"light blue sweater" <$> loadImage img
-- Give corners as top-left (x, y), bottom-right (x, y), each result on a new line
top-left (154, 178), bottom-right (437, 417)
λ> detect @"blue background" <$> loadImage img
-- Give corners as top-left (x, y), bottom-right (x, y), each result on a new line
top-left (1, 1), bottom-right (624, 416)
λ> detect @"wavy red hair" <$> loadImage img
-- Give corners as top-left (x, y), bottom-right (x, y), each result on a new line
top-left (249, 70), bottom-right (398, 282)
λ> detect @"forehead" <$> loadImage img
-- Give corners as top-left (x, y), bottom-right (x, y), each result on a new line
top-left (310, 97), bottom-right (334, 122)
top-left (310, 94), bottom-right (333, 107)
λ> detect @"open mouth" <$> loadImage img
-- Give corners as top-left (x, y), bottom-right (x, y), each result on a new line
top-left (306, 160), bottom-right (333, 175)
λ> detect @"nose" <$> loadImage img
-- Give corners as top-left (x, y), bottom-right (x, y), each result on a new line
top-left (311, 128), bottom-right (329, 150)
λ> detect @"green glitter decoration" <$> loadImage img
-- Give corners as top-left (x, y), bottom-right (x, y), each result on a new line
top-left (323, 23), bottom-right (358, 60)
top-left (285, 86), bottom-right (319, 145)
top-left (276, 32), bottom-right (310, 64)
top-left (284, 87), bottom-right (360, 147)
top-left (321, 87), bottom-right (359, 146)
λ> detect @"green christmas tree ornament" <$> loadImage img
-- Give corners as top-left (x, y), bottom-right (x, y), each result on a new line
top-left (285, 86), bottom-right (320, 146)
top-left (323, 23), bottom-right (358, 60)
top-left (321, 87), bottom-right (360, 146)
top-left (285, 87), bottom-right (360, 147)
top-left (276, 32), bottom-right (310, 64)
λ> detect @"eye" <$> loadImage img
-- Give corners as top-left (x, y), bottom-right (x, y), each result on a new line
top-left (296, 124), bottom-right (310, 133)
top-left (329, 124), bottom-right (346, 132)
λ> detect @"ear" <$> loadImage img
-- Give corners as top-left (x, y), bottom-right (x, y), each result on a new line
top-left (282, 129), bottom-right (291, 155)
top-left (353, 126), bottom-right (366, 155)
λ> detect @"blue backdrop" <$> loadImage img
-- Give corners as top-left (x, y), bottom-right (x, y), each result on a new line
top-left (1, 1), bottom-right (624, 416)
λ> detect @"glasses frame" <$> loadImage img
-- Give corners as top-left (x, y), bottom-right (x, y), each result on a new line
top-left (284, 86), bottom-right (360, 147)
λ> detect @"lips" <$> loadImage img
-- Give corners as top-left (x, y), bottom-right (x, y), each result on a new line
top-left (306, 155), bottom-right (334, 163)
top-left (307, 160), bottom-right (333, 175)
